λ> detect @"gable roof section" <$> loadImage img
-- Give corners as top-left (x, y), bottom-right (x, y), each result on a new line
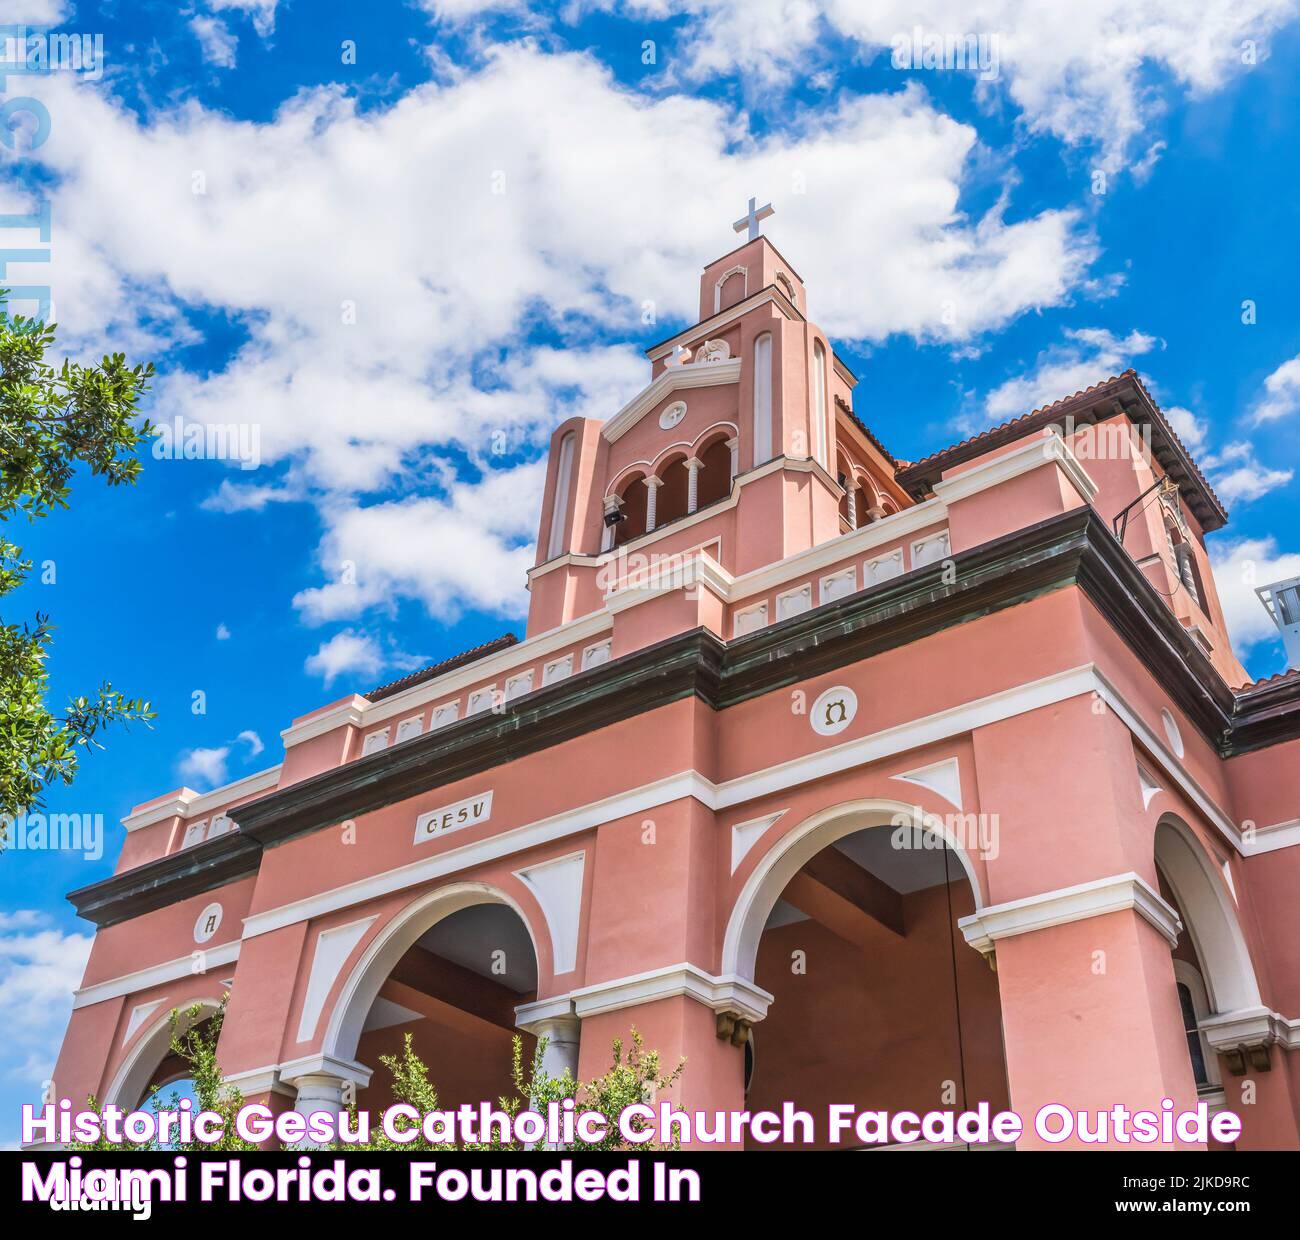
top-left (894, 371), bottom-right (1228, 532)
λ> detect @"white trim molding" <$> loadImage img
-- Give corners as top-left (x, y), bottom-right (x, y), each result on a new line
top-left (646, 287), bottom-right (799, 364)
top-left (225, 1064), bottom-right (297, 1099)
top-left (931, 431), bottom-right (1098, 508)
top-left (604, 359), bottom-right (742, 443)
top-left (281, 613), bottom-right (612, 745)
top-left (71, 660), bottom-right (1255, 1015)
top-left (1241, 817), bottom-right (1300, 857)
top-left (1199, 1006), bottom-right (1300, 1053)
top-left (123, 767), bottom-right (283, 833)
top-left (72, 940), bottom-right (241, 1010)
top-left (958, 872), bottom-right (1181, 956)
top-left (535, 964), bottom-right (773, 1025)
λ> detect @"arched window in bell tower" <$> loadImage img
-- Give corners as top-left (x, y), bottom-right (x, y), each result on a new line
top-left (811, 340), bottom-right (828, 468)
top-left (753, 332), bottom-right (773, 466)
top-left (612, 471), bottom-right (648, 548)
top-left (546, 431), bottom-right (576, 560)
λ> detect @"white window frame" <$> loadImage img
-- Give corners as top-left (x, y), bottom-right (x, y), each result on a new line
top-left (733, 600), bottom-right (769, 637)
top-left (713, 263), bottom-right (748, 313)
top-left (811, 340), bottom-right (828, 468)
top-left (394, 715), bottom-right (424, 744)
top-left (581, 639), bottom-right (612, 670)
top-left (864, 548), bottom-right (904, 586)
top-left (543, 654), bottom-right (574, 685)
top-left (776, 583), bottom-right (813, 621)
top-left (752, 332), bottom-right (773, 466)
top-left (546, 431), bottom-right (577, 561)
top-left (504, 669), bottom-right (535, 702)
top-left (819, 566), bottom-right (856, 605)
top-left (362, 728), bottom-right (390, 755)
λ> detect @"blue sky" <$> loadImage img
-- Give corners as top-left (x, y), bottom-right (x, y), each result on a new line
top-left (2, 0), bottom-right (1300, 1144)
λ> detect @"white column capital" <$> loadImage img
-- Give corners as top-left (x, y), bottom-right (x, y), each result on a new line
top-left (516, 999), bottom-right (582, 1083)
top-left (547, 963), bottom-right (772, 1024)
top-left (278, 1052), bottom-right (372, 1091)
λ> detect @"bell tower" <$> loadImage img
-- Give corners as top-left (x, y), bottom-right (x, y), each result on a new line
top-left (525, 202), bottom-right (908, 638)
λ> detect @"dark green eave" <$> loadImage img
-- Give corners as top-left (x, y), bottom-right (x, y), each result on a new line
top-left (68, 506), bottom-right (1300, 928)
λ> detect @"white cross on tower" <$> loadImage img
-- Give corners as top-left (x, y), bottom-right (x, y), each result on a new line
top-left (733, 196), bottom-right (775, 241)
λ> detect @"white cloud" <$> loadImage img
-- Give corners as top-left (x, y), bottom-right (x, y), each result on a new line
top-left (1251, 354), bottom-right (1300, 424)
top-left (209, 0), bottom-right (279, 37)
top-left (177, 746), bottom-right (231, 788)
top-left (1164, 405), bottom-right (1208, 453)
top-left (0, 913), bottom-right (92, 1092)
top-left (435, 1), bottom-right (1299, 169)
top-left (293, 463), bottom-right (545, 624)
top-left (236, 729), bottom-right (264, 757)
top-left (12, 0), bottom-right (69, 23)
top-left (20, 45), bottom-right (1099, 623)
top-left (216, 622), bottom-right (231, 640)
top-left (304, 630), bottom-right (385, 686)
top-left (190, 16), bottom-right (239, 69)
top-left (971, 327), bottom-right (1157, 432)
top-left (1203, 441), bottom-right (1293, 505)
top-left (1211, 537), bottom-right (1300, 659)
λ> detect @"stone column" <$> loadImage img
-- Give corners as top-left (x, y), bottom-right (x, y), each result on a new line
top-left (644, 476), bottom-right (662, 534)
top-left (685, 457), bottom-right (703, 514)
top-left (845, 484), bottom-right (857, 529)
top-left (517, 1000), bottom-right (582, 1085)
top-left (865, 505), bottom-right (885, 523)
top-left (533, 1015), bottom-right (582, 1083)
top-left (279, 1054), bottom-right (371, 1144)
top-left (726, 437), bottom-right (739, 483)
top-left (600, 496), bottom-right (623, 552)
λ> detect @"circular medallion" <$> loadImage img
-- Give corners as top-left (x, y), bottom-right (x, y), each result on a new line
top-left (194, 902), bottom-right (223, 944)
top-left (810, 685), bottom-right (858, 737)
top-left (659, 400), bottom-right (687, 430)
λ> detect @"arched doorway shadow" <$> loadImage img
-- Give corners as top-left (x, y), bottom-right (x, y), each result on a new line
top-left (724, 801), bottom-right (1005, 1149)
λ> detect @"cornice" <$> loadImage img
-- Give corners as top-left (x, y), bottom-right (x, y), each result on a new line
top-left (67, 832), bottom-right (262, 928)
top-left (67, 506), bottom-right (1300, 929)
top-left (122, 766), bottom-right (283, 833)
top-left (644, 285), bottom-right (801, 361)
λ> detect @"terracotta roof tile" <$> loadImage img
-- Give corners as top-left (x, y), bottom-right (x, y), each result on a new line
top-left (367, 633), bottom-right (519, 702)
top-left (894, 370), bottom-right (1228, 531)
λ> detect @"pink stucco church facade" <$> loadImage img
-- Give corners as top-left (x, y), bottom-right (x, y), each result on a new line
top-left (49, 216), bottom-right (1300, 1150)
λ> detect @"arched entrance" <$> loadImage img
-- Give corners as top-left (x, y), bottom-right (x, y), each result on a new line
top-left (725, 801), bottom-right (1007, 1149)
top-left (1154, 817), bottom-right (1259, 1015)
top-left (1154, 816), bottom-right (1262, 1097)
top-left (324, 883), bottom-right (543, 1112)
top-left (104, 998), bottom-right (222, 1110)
